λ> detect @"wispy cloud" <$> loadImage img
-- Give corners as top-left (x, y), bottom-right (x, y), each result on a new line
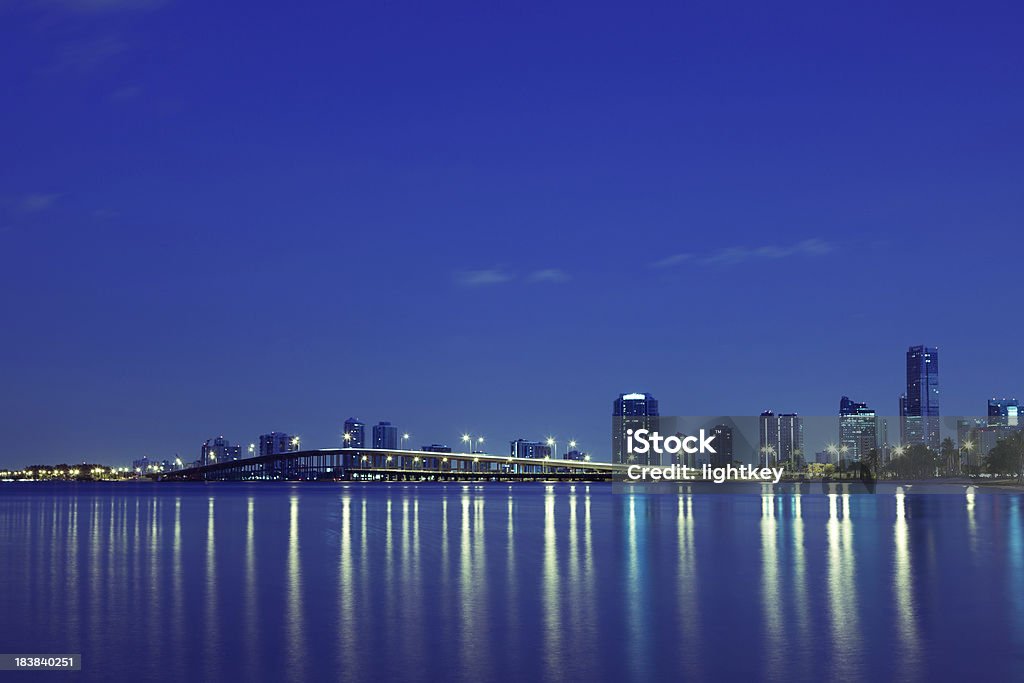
top-left (455, 269), bottom-right (514, 287)
top-left (703, 238), bottom-right (833, 265)
top-left (455, 267), bottom-right (571, 287)
top-left (21, 0), bottom-right (169, 80)
top-left (651, 253), bottom-right (693, 269)
top-left (652, 238), bottom-right (834, 268)
top-left (21, 193), bottom-right (61, 212)
top-left (527, 268), bottom-right (570, 283)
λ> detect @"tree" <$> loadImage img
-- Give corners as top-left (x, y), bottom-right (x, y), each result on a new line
top-left (940, 437), bottom-right (958, 476)
top-left (985, 432), bottom-right (1024, 478)
top-left (862, 447), bottom-right (881, 478)
top-left (886, 444), bottom-right (938, 479)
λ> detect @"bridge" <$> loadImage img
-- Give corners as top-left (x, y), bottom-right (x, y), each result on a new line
top-left (158, 447), bottom-right (618, 482)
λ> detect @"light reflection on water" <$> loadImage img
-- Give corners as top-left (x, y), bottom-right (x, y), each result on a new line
top-left (893, 487), bottom-right (920, 681)
top-left (0, 483), bottom-right (1022, 682)
top-left (761, 490), bottom-right (781, 679)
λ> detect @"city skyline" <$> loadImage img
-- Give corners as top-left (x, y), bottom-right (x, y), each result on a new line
top-left (4, 341), bottom-right (1022, 468)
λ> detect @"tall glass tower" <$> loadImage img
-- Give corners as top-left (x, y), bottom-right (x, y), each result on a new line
top-left (612, 393), bottom-right (660, 466)
top-left (343, 417), bottom-right (366, 448)
top-left (839, 396), bottom-right (878, 464)
top-left (759, 411), bottom-right (804, 467)
top-left (903, 345), bottom-right (940, 451)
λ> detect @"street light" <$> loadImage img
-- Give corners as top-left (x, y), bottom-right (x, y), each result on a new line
top-left (248, 443), bottom-right (255, 459)
top-left (402, 433), bottom-right (410, 450)
top-left (547, 437), bottom-right (557, 460)
top-left (292, 436), bottom-right (301, 451)
top-left (838, 445), bottom-right (850, 472)
top-left (461, 434), bottom-right (472, 453)
top-left (477, 436), bottom-right (485, 454)
top-left (960, 440), bottom-right (975, 473)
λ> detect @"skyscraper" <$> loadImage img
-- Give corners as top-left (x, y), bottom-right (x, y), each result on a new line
top-left (201, 436), bottom-right (241, 466)
top-left (988, 398), bottom-right (1019, 427)
top-left (710, 424), bottom-right (734, 467)
top-left (343, 418), bottom-right (365, 448)
top-left (612, 392), bottom-right (660, 465)
top-left (903, 345), bottom-right (940, 451)
top-left (259, 432), bottom-right (297, 457)
top-left (839, 396), bottom-right (878, 464)
top-left (898, 393), bottom-right (908, 445)
top-left (372, 421), bottom-right (399, 449)
top-left (759, 412), bottom-right (804, 467)
top-left (509, 439), bottom-right (552, 459)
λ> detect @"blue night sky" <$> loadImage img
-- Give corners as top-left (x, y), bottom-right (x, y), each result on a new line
top-left (1, 0), bottom-right (1022, 466)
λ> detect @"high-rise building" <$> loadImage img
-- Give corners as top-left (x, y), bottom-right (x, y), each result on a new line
top-left (710, 424), bottom-right (734, 467)
top-left (509, 439), bottom-right (552, 459)
top-left (372, 421), bottom-right (399, 450)
top-left (898, 393), bottom-right (908, 444)
top-left (957, 418), bottom-right (987, 468)
top-left (759, 412), bottom-right (804, 467)
top-left (672, 432), bottom-right (696, 468)
top-left (201, 436), bottom-right (241, 466)
top-left (259, 432), bottom-right (297, 457)
top-left (612, 393), bottom-right (660, 465)
top-left (880, 418), bottom-right (891, 462)
top-left (839, 396), bottom-right (878, 464)
top-left (343, 418), bottom-right (365, 448)
top-left (133, 456), bottom-right (173, 473)
top-left (903, 345), bottom-right (940, 451)
top-left (988, 398), bottom-right (1020, 427)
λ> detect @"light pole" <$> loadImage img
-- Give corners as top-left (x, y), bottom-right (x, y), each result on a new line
top-left (960, 440), bottom-right (975, 474)
top-left (292, 436), bottom-right (301, 451)
top-left (568, 440), bottom-right (577, 459)
top-left (477, 436), bottom-right (485, 454)
top-left (460, 433), bottom-right (485, 454)
top-left (248, 443), bottom-right (255, 459)
top-left (547, 437), bottom-right (557, 460)
top-left (825, 443), bottom-right (838, 470)
top-left (402, 433), bottom-right (410, 451)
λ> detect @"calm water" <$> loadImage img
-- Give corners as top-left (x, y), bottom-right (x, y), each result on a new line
top-left (1, 482), bottom-right (1022, 682)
